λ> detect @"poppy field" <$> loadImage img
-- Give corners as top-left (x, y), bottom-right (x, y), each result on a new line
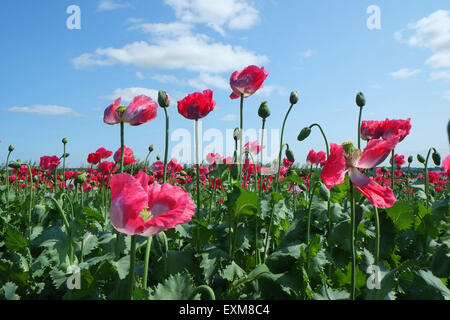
top-left (1, 65), bottom-right (449, 301)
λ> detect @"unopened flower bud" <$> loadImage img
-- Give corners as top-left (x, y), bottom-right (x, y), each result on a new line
top-left (417, 154), bottom-right (425, 164)
top-left (381, 166), bottom-right (388, 174)
top-left (62, 137), bottom-right (68, 144)
top-left (356, 92), bottom-right (366, 107)
top-left (158, 90), bottom-right (170, 108)
top-left (149, 144), bottom-right (154, 153)
top-left (75, 173), bottom-right (87, 184)
top-left (258, 101), bottom-right (271, 119)
top-left (285, 147), bottom-right (295, 163)
top-left (290, 91), bottom-right (299, 105)
top-left (233, 128), bottom-right (241, 141)
top-left (432, 151), bottom-right (441, 166)
top-left (408, 156), bottom-right (413, 163)
top-left (156, 154), bottom-right (161, 161)
top-left (8, 145), bottom-right (14, 152)
top-left (319, 182), bottom-right (330, 201)
top-left (297, 127), bottom-right (311, 141)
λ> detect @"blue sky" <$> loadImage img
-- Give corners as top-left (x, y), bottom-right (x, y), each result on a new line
top-left (1, 0), bottom-right (449, 168)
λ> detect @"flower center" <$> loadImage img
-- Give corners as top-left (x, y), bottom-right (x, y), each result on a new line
top-left (117, 105), bottom-right (127, 117)
top-left (342, 141), bottom-right (361, 168)
top-left (139, 207), bottom-right (153, 222)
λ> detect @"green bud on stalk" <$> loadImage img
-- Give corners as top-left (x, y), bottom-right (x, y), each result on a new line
top-left (432, 151), bottom-right (441, 166)
top-left (75, 173), bottom-right (87, 184)
top-left (158, 90), bottom-right (170, 108)
top-left (408, 156), bottom-right (413, 164)
top-left (297, 127), bottom-right (311, 141)
top-left (356, 92), bottom-right (366, 107)
top-left (62, 137), bottom-right (68, 144)
top-left (381, 166), bottom-right (388, 174)
top-left (290, 91), bottom-right (299, 105)
top-left (233, 128), bottom-right (241, 141)
top-left (258, 101), bottom-right (271, 119)
top-left (149, 144), bottom-right (154, 153)
top-left (156, 154), bottom-right (161, 161)
top-left (319, 182), bottom-right (330, 201)
top-left (285, 147), bottom-right (295, 163)
top-left (8, 145), bottom-right (15, 152)
top-left (417, 154), bottom-right (425, 164)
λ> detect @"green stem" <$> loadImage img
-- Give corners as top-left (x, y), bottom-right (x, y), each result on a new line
top-left (239, 94), bottom-right (244, 180)
top-left (27, 165), bottom-right (33, 243)
top-left (144, 152), bottom-right (151, 174)
top-left (63, 143), bottom-right (66, 189)
top-left (309, 123), bottom-right (330, 157)
top-left (49, 196), bottom-right (73, 265)
top-left (306, 182), bottom-right (319, 245)
top-left (129, 235), bottom-right (137, 300)
top-left (424, 148), bottom-right (435, 209)
top-left (391, 149), bottom-right (395, 191)
top-left (276, 104), bottom-right (294, 191)
top-left (5, 151), bottom-right (12, 209)
top-left (259, 118), bottom-right (266, 195)
top-left (120, 122), bottom-right (125, 173)
top-left (208, 179), bottom-right (216, 224)
top-left (193, 285), bottom-right (216, 300)
top-left (357, 107), bottom-right (363, 150)
top-left (349, 182), bottom-right (356, 300)
top-left (374, 207), bottom-right (380, 264)
top-left (163, 107), bottom-right (170, 183)
top-left (142, 236), bottom-right (153, 289)
top-left (195, 119), bottom-right (201, 216)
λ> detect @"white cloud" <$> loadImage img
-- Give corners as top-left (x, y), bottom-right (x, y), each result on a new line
top-left (73, 37), bottom-right (268, 73)
top-left (6, 105), bottom-right (83, 117)
top-left (390, 68), bottom-right (421, 79)
top-left (164, 0), bottom-right (260, 35)
top-left (302, 49), bottom-right (315, 58)
top-left (128, 21), bottom-right (193, 37)
top-left (97, 0), bottom-right (131, 11)
top-left (102, 87), bottom-right (159, 102)
top-left (255, 85), bottom-right (288, 97)
top-left (188, 73), bottom-right (229, 90)
top-left (135, 71), bottom-right (144, 79)
top-left (426, 51), bottom-right (450, 69)
top-left (221, 114), bottom-right (237, 121)
top-left (444, 90), bottom-right (450, 100)
top-left (430, 70), bottom-right (450, 80)
top-left (151, 74), bottom-right (179, 84)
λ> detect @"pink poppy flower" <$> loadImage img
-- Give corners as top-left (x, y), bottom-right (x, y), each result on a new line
top-left (443, 155), bottom-right (450, 178)
top-left (87, 152), bottom-right (101, 165)
top-left (40, 156), bottom-right (60, 172)
top-left (360, 118), bottom-right (411, 142)
top-left (244, 141), bottom-right (265, 156)
top-left (109, 171), bottom-right (195, 236)
top-left (321, 135), bottom-right (400, 208)
top-left (98, 161), bottom-right (116, 176)
top-left (306, 150), bottom-right (326, 166)
top-left (104, 95), bottom-right (158, 126)
top-left (229, 65), bottom-right (268, 99)
top-left (113, 146), bottom-right (137, 165)
top-left (390, 154), bottom-right (405, 167)
top-left (96, 147), bottom-right (113, 159)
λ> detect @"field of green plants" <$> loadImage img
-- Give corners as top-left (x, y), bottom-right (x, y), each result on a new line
top-left (1, 65), bottom-right (449, 300)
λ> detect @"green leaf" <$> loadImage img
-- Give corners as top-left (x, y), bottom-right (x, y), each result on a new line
top-left (415, 270), bottom-right (450, 300)
top-left (198, 246), bottom-right (230, 285)
top-left (386, 201), bottom-right (414, 231)
top-left (233, 264), bottom-right (271, 287)
top-left (219, 261), bottom-right (245, 282)
top-left (3, 282), bottom-right (20, 300)
top-left (150, 273), bottom-right (200, 300)
top-left (5, 228), bottom-right (28, 252)
top-left (365, 264), bottom-right (397, 300)
top-left (113, 255), bottom-right (130, 280)
top-left (232, 187), bottom-right (260, 218)
top-left (431, 196), bottom-right (449, 221)
top-left (431, 241), bottom-right (450, 278)
top-left (81, 232), bottom-right (98, 257)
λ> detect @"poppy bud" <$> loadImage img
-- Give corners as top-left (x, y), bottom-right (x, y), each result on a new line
top-left (62, 137), bottom-right (68, 144)
top-left (408, 156), bottom-right (413, 163)
top-left (381, 166), bottom-right (388, 174)
top-left (299, 184), bottom-right (307, 192)
top-left (154, 232), bottom-right (168, 256)
top-left (258, 101), bottom-right (271, 119)
top-left (180, 171), bottom-right (187, 176)
top-left (8, 145), bottom-right (14, 152)
top-left (75, 173), bottom-right (87, 184)
top-left (297, 127), bottom-right (311, 141)
top-left (432, 151), bottom-right (441, 166)
top-left (417, 154), bottom-right (425, 164)
top-left (233, 128), bottom-right (241, 141)
top-left (63, 153), bottom-right (70, 158)
top-left (290, 91), bottom-right (299, 105)
top-left (8, 161), bottom-right (21, 169)
top-left (285, 147), bottom-right (295, 163)
top-left (149, 144), bottom-right (154, 153)
top-left (158, 90), bottom-right (170, 108)
top-left (319, 182), bottom-right (330, 201)
top-left (156, 154), bottom-right (161, 161)
top-left (356, 92), bottom-right (366, 107)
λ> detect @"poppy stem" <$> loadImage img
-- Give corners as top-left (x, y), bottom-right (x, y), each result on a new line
top-left (239, 94), bottom-right (244, 181)
top-left (142, 236), bottom-right (153, 289)
top-left (374, 207), bottom-right (380, 264)
top-left (5, 150), bottom-right (12, 210)
top-left (120, 121), bottom-right (125, 173)
top-left (276, 103), bottom-right (294, 191)
top-left (193, 285), bottom-right (216, 300)
top-left (309, 123), bottom-right (330, 157)
top-left (129, 235), bottom-right (137, 300)
top-left (357, 106), bottom-right (363, 150)
top-left (163, 107), bottom-right (170, 183)
top-left (195, 119), bottom-right (201, 216)
top-left (259, 118), bottom-right (266, 196)
top-left (349, 181), bottom-right (356, 300)
top-left (391, 149), bottom-right (395, 191)
top-left (423, 147), bottom-right (436, 209)
top-left (62, 143), bottom-right (66, 189)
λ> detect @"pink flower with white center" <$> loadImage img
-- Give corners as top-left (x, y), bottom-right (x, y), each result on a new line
top-left (104, 95), bottom-right (157, 126)
top-left (321, 135), bottom-right (400, 208)
top-left (110, 171), bottom-right (195, 236)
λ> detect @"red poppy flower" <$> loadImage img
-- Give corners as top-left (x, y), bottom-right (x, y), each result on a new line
top-left (306, 150), bottom-right (326, 166)
top-left (361, 118), bottom-right (411, 142)
top-left (96, 147), bottom-right (113, 159)
top-left (109, 171), bottom-right (195, 236)
top-left (104, 95), bottom-right (158, 126)
top-left (443, 155), bottom-right (450, 178)
top-left (87, 152), bottom-right (101, 165)
top-left (40, 156), bottom-right (60, 172)
top-left (177, 90), bottom-right (216, 120)
top-left (321, 135), bottom-right (400, 208)
top-left (229, 65), bottom-right (268, 99)
top-left (113, 146), bottom-right (137, 165)
top-left (98, 161), bottom-right (116, 176)
top-left (390, 154), bottom-right (405, 167)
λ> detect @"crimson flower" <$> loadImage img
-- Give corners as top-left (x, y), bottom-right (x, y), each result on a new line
top-left (443, 155), bottom-right (450, 178)
top-left (98, 161), bottom-right (116, 176)
top-left (321, 135), bottom-right (400, 208)
top-left (113, 147), bottom-right (137, 165)
top-left (229, 65), bottom-right (268, 99)
top-left (177, 90), bottom-right (216, 120)
top-left (87, 153), bottom-right (101, 165)
top-left (390, 154), bottom-right (405, 167)
top-left (109, 171), bottom-right (195, 236)
top-left (306, 150), bottom-right (326, 166)
top-left (104, 95), bottom-right (158, 126)
top-left (361, 118), bottom-right (411, 142)
top-left (40, 156), bottom-right (60, 172)
top-left (96, 147), bottom-right (113, 159)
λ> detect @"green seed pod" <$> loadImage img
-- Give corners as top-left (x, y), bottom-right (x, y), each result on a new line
top-left (408, 155), bottom-right (413, 163)
top-left (297, 127), bottom-right (311, 141)
top-left (180, 170), bottom-right (187, 176)
top-left (158, 90), bottom-right (170, 108)
top-left (63, 153), bottom-right (70, 158)
top-left (62, 137), bottom-right (68, 144)
top-left (233, 128), bottom-right (241, 141)
top-left (356, 92), bottom-right (366, 107)
top-left (8, 145), bottom-right (15, 152)
top-left (298, 183), bottom-right (307, 192)
top-left (285, 148), bottom-right (295, 163)
top-left (258, 101), bottom-right (271, 119)
top-left (290, 91), bottom-right (299, 105)
top-left (432, 151), bottom-right (441, 166)
top-left (75, 173), bottom-right (87, 184)
top-left (381, 166), bottom-right (388, 174)
top-left (154, 231), bottom-right (168, 256)
top-left (417, 154), bottom-right (425, 164)
top-left (319, 182), bottom-right (330, 201)
top-left (8, 161), bottom-right (22, 169)
top-left (156, 154), bottom-right (161, 161)
top-left (149, 144), bottom-right (154, 153)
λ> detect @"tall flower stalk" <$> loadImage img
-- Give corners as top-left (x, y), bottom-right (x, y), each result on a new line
top-left (5, 145), bottom-right (14, 210)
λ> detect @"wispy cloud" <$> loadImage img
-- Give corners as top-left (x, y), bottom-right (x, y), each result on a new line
top-left (444, 90), bottom-right (450, 100)
top-left (97, 0), bottom-right (131, 12)
top-left (390, 68), bottom-right (421, 79)
top-left (102, 87), bottom-right (158, 102)
top-left (5, 105), bottom-right (84, 117)
top-left (301, 49), bottom-right (315, 58)
top-left (430, 70), bottom-right (450, 81)
top-left (255, 85), bottom-right (289, 97)
top-left (188, 73), bottom-right (229, 91)
top-left (221, 114), bottom-right (237, 121)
